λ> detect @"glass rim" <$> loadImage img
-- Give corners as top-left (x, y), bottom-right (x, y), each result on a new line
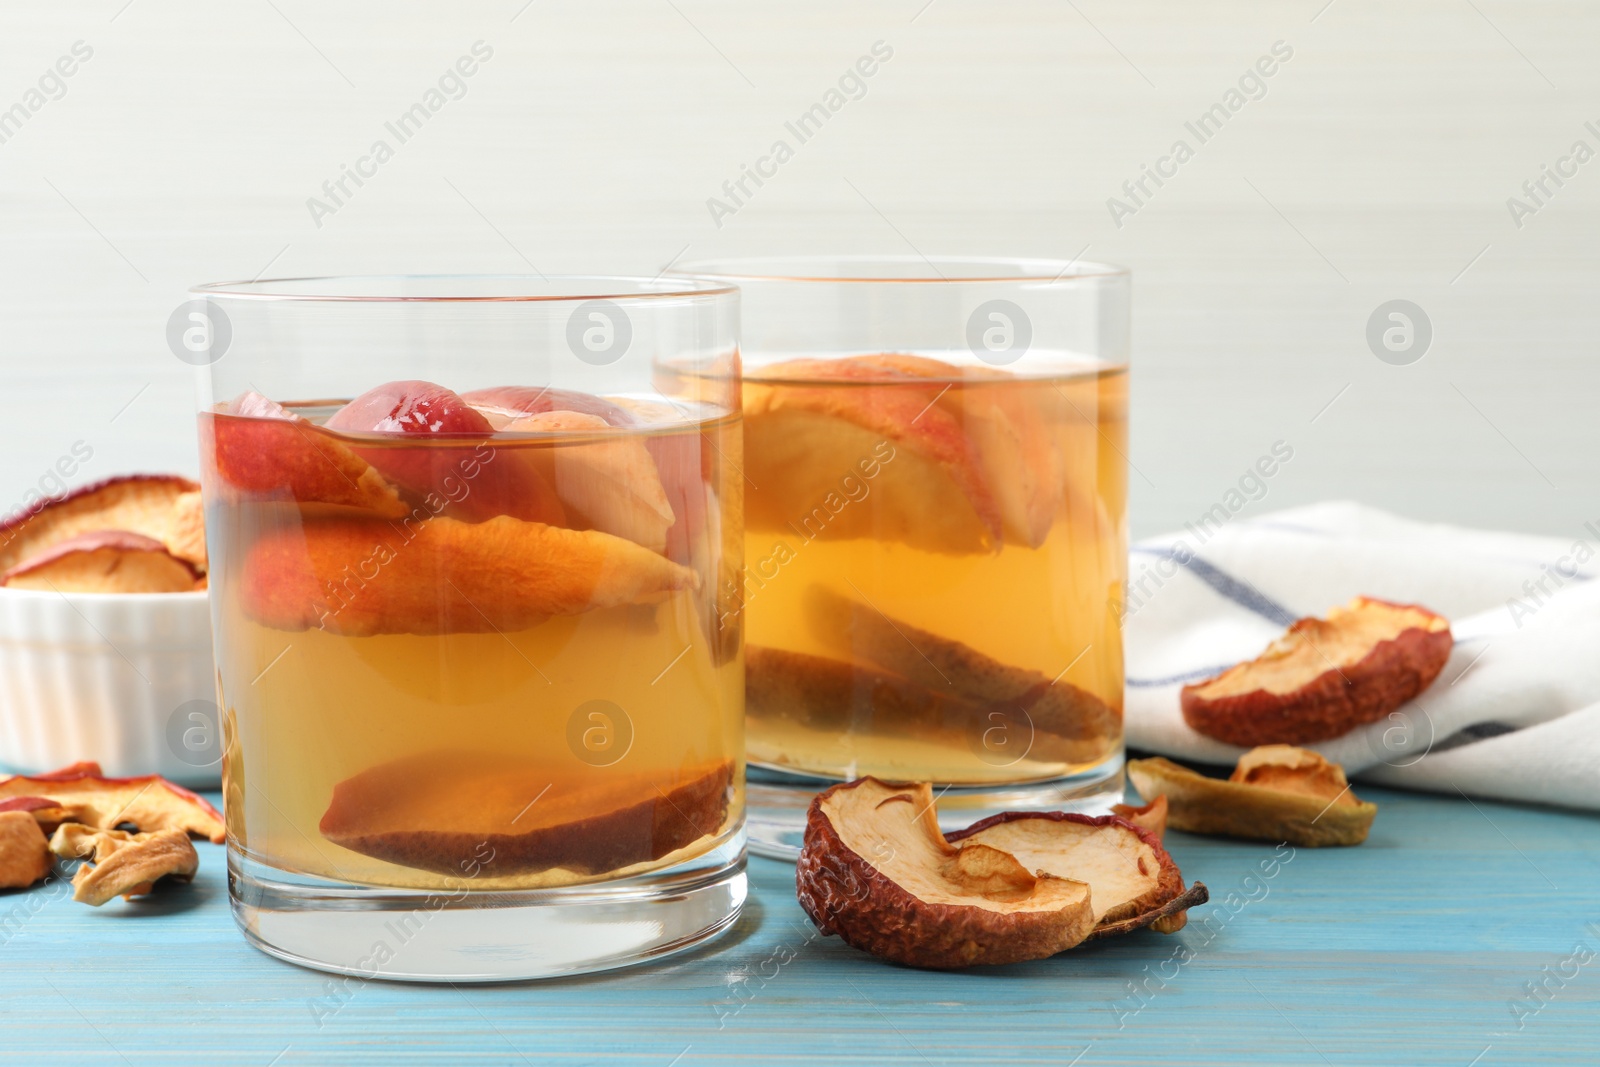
top-left (189, 274), bottom-right (739, 304)
top-left (667, 254), bottom-right (1128, 285)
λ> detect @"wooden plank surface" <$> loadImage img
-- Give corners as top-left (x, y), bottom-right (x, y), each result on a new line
top-left (4, 782), bottom-right (1596, 1065)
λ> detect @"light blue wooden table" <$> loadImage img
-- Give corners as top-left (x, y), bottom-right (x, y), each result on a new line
top-left (5, 780), bottom-right (1596, 1066)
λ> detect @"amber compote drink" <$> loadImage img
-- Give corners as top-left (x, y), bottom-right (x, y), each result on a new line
top-left (672, 257), bottom-right (1129, 857)
top-left (191, 277), bottom-right (743, 980)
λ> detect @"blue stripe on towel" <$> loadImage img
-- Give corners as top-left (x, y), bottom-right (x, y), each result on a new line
top-left (1126, 665), bottom-right (1235, 688)
top-left (1429, 720), bottom-right (1521, 753)
top-left (1130, 545), bottom-right (1298, 626)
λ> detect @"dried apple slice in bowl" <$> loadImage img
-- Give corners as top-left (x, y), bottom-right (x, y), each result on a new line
top-left (0, 474), bottom-right (209, 573)
top-left (0, 530), bottom-right (201, 593)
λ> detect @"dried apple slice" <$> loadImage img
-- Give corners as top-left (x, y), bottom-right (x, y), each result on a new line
top-left (1182, 596), bottom-right (1453, 746)
top-left (0, 796), bottom-right (73, 831)
top-left (241, 513), bottom-right (697, 636)
top-left (0, 810), bottom-right (51, 889)
top-left (0, 764), bottom-right (225, 843)
top-left (744, 357), bottom-right (1003, 554)
top-left (805, 587), bottom-right (1120, 750)
top-left (1111, 795), bottom-right (1168, 841)
top-left (746, 646), bottom-right (1108, 769)
top-left (204, 394), bottom-right (408, 518)
top-left (947, 810), bottom-right (1206, 937)
top-left (166, 489), bottom-right (207, 572)
top-left (50, 824), bottom-right (199, 905)
top-left (1127, 746), bottom-right (1377, 847)
top-left (503, 410), bottom-right (676, 553)
top-left (1, 530), bottom-right (201, 593)
top-left (0, 474), bottom-right (202, 574)
top-left (796, 778), bottom-right (1097, 968)
top-left (320, 754), bottom-right (733, 877)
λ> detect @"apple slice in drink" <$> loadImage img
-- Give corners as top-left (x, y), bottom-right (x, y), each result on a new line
top-left (320, 754), bottom-right (733, 877)
top-left (204, 392), bottom-right (409, 518)
top-left (325, 380), bottom-right (565, 525)
top-left (744, 357), bottom-right (1004, 555)
top-left (841, 354), bottom-right (1063, 549)
top-left (500, 410), bottom-right (676, 554)
top-left (240, 512), bottom-right (699, 636)
top-left (461, 386), bottom-right (637, 430)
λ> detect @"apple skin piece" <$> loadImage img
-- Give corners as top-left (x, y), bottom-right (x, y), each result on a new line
top-left (0, 474), bottom-right (203, 575)
top-left (796, 777), bottom-right (1097, 969)
top-left (503, 410), bottom-right (676, 554)
top-left (0, 810), bottom-right (52, 890)
top-left (325, 381), bottom-right (567, 525)
top-left (461, 386), bottom-right (636, 430)
top-left (947, 810), bottom-right (1206, 936)
top-left (1181, 596), bottom-right (1453, 747)
top-left (745, 357), bottom-right (1004, 554)
top-left (241, 513), bottom-right (699, 637)
top-left (1127, 748), bottom-right (1377, 848)
top-left (0, 763), bottom-right (225, 843)
top-left (0, 530), bottom-right (201, 593)
top-left (204, 394), bottom-right (408, 518)
top-left (320, 754), bottom-right (733, 877)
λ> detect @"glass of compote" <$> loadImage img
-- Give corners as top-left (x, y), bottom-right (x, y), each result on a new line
top-left (190, 275), bottom-right (744, 980)
top-left (670, 256), bottom-right (1129, 857)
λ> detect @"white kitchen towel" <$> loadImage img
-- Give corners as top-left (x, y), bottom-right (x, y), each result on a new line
top-left (1123, 501), bottom-right (1600, 811)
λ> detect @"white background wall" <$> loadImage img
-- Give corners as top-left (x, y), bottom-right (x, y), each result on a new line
top-left (2, 1), bottom-right (1594, 540)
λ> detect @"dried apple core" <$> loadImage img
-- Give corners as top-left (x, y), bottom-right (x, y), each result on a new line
top-left (1194, 598), bottom-right (1449, 699)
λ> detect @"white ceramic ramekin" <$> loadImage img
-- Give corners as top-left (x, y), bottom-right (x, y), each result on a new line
top-left (0, 588), bottom-right (219, 788)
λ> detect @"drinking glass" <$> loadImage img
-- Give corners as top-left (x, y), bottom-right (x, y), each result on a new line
top-left (190, 275), bottom-right (744, 980)
top-left (670, 256), bottom-right (1129, 857)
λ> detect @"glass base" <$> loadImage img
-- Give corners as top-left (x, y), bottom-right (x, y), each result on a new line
top-left (746, 757), bottom-right (1125, 860)
top-left (228, 834), bottom-right (746, 982)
